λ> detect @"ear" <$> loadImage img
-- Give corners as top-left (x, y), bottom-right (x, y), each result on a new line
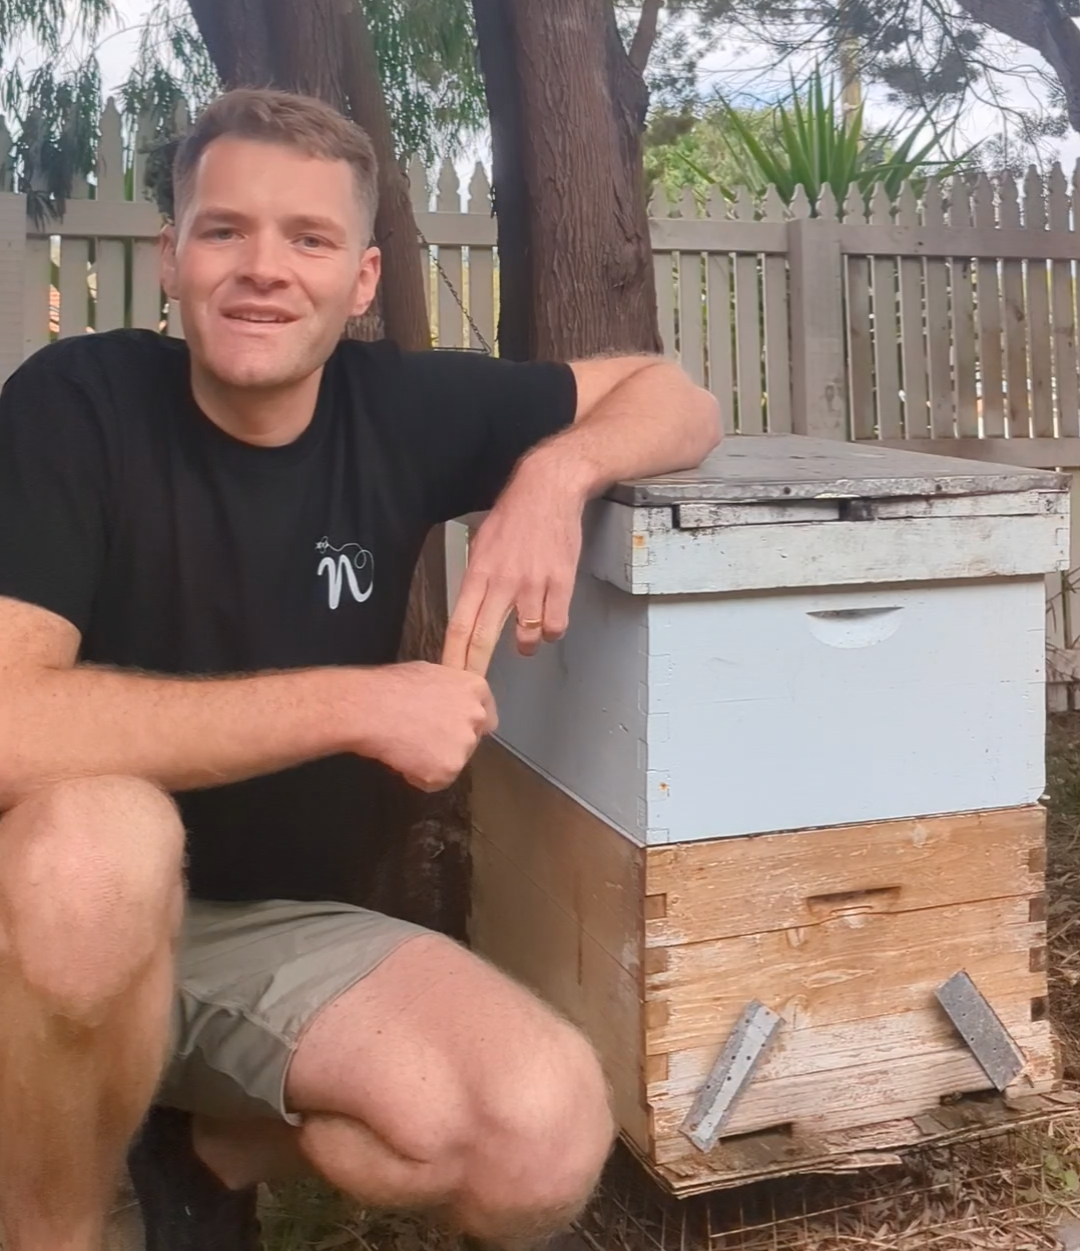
top-left (351, 246), bottom-right (382, 318)
top-left (160, 224), bottom-right (179, 300)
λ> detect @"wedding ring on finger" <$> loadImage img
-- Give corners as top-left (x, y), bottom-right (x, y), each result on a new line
top-left (517, 616), bottom-right (544, 630)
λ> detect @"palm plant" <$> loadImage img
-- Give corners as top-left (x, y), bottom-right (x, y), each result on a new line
top-left (718, 66), bottom-right (974, 212)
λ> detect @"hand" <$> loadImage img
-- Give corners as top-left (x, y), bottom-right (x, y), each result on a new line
top-left (360, 661), bottom-right (497, 791)
top-left (442, 460), bottom-right (585, 675)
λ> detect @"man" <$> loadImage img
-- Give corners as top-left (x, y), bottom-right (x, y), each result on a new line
top-left (0, 88), bottom-right (720, 1251)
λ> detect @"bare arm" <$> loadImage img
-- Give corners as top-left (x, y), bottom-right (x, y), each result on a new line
top-left (554, 354), bottom-right (722, 497)
top-left (444, 356), bottom-right (721, 673)
top-left (0, 598), bottom-right (495, 809)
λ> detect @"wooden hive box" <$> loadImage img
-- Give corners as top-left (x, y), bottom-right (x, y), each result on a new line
top-left (467, 437), bottom-right (1074, 1196)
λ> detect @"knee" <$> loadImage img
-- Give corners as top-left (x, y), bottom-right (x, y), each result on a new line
top-left (0, 776), bottom-right (184, 1020)
top-left (473, 1019), bottom-right (615, 1219)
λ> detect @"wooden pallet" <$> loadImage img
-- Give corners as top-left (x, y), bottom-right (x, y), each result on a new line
top-left (470, 740), bottom-right (1062, 1196)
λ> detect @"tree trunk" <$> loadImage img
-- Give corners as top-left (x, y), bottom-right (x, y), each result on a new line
top-left (473, 0), bottom-right (532, 361)
top-left (479, 0), bottom-right (660, 360)
top-left (184, 0), bottom-right (467, 940)
top-left (336, 0), bottom-right (431, 353)
top-left (185, 0), bottom-right (276, 89)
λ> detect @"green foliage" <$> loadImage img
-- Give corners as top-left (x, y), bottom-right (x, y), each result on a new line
top-left (119, 0), bottom-right (221, 125)
top-left (716, 0), bottom-right (1073, 162)
top-left (643, 104), bottom-right (771, 205)
top-left (717, 68), bottom-right (972, 210)
top-left (644, 68), bottom-right (973, 213)
top-left (5, 64), bottom-right (104, 223)
top-left (1, 0), bottom-right (488, 215)
top-left (0, 0), bottom-right (111, 51)
top-left (366, 0), bottom-right (487, 164)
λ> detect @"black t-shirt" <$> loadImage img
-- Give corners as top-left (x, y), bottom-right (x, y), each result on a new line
top-left (0, 330), bottom-right (576, 903)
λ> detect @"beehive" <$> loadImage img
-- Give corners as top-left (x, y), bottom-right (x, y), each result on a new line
top-left (468, 436), bottom-right (1073, 1195)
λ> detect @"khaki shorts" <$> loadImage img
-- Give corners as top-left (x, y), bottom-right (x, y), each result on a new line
top-left (158, 899), bottom-right (429, 1125)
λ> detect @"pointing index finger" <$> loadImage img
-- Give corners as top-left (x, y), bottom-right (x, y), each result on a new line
top-left (465, 587), bottom-right (514, 677)
top-left (442, 570), bottom-right (487, 668)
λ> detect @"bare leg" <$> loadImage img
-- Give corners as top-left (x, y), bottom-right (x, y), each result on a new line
top-left (192, 1117), bottom-right (311, 1189)
top-left (196, 935), bottom-right (615, 1247)
top-left (0, 778), bottom-right (184, 1251)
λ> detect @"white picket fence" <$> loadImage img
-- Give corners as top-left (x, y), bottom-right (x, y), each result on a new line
top-left (4, 100), bottom-right (1080, 701)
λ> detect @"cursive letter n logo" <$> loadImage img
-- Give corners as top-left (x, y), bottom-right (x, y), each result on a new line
top-left (315, 537), bottom-right (375, 609)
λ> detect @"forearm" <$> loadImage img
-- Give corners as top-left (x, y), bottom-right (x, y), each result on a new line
top-left (529, 361), bottom-right (721, 500)
top-left (0, 663), bottom-right (358, 808)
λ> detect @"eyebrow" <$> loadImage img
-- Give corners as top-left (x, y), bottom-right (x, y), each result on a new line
top-left (283, 215), bottom-right (346, 238)
top-left (190, 209), bottom-right (347, 240)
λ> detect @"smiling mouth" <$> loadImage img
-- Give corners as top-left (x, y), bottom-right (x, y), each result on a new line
top-left (223, 312), bottom-right (297, 325)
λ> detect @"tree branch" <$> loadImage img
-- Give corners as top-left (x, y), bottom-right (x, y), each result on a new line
top-left (628, 0), bottom-right (662, 73)
top-left (955, 0), bottom-right (1080, 129)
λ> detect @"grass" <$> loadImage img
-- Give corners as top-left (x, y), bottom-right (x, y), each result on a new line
top-left (251, 715), bottom-right (1080, 1250)
top-left (257, 1179), bottom-right (462, 1251)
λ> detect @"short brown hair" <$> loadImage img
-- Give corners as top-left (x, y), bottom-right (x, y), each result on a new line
top-left (173, 88), bottom-right (379, 235)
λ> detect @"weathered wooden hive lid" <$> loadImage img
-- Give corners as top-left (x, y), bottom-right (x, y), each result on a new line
top-left (607, 434), bottom-right (1068, 508)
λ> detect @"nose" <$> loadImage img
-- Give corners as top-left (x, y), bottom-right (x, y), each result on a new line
top-left (238, 229), bottom-right (290, 289)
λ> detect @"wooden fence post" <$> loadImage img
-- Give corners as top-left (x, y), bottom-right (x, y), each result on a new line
top-left (789, 217), bottom-right (847, 440)
top-left (0, 192), bottom-right (26, 387)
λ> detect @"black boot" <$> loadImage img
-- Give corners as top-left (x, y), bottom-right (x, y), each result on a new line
top-left (127, 1105), bottom-right (263, 1251)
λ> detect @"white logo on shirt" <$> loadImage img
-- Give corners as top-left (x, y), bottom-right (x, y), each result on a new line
top-left (316, 537), bottom-right (374, 609)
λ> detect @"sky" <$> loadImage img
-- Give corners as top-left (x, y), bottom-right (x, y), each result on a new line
top-left (28, 1), bottom-right (1080, 181)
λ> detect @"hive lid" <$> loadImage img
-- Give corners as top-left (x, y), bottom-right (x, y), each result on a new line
top-left (607, 435), bottom-right (1068, 507)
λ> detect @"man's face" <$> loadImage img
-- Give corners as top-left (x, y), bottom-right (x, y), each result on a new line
top-left (161, 136), bottom-right (380, 391)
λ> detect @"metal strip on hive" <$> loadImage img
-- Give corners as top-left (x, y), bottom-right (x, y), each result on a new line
top-left (680, 1001), bottom-right (782, 1153)
top-left (935, 970), bottom-right (1026, 1091)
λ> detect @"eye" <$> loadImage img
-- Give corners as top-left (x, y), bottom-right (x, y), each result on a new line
top-left (204, 227), bottom-right (238, 242)
top-left (298, 235), bottom-right (331, 250)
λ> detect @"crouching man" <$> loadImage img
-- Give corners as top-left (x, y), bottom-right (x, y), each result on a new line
top-left (0, 88), bottom-right (720, 1251)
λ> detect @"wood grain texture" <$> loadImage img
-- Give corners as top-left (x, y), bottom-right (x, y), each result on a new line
top-left (761, 187), bottom-right (791, 434)
top-left (1049, 164), bottom-right (1079, 437)
top-left (469, 739), bottom-right (649, 1150)
top-left (58, 183), bottom-right (90, 339)
top-left (871, 189), bottom-right (902, 440)
top-left (590, 505), bottom-right (1069, 596)
top-left (468, 747), bottom-right (1058, 1196)
top-left (1024, 172), bottom-right (1054, 438)
top-left (846, 254), bottom-right (874, 440)
top-left (645, 806), bottom-right (1046, 945)
top-left (705, 245), bottom-right (735, 434)
top-left (896, 184), bottom-right (930, 438)
top-left (644, 896), bottom-right (1045, 1053)
top-left (607, 434), bottom-right (1066, 506)
top-left (1000, 179), bottom-right (1031, 438)
top-left (647, 1090), bottom-right (1080, 1194)
top-left (975, 175), bottom-right (1006, 437)
top-left (788, 219), bottom-right (847, 439)
top-left (470, 830), bottom-right (649, 1149)
top-left (923, 185), bottom-right (954, 439)
top-left (652, 1040), bottom-right (1051, 1151)
top-left (733, 189), bottom-right (764, 435)
top-left (472, 739), bottom-right (644, 974)
top-left (654, 1005), bottom-right (1055, 1099)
